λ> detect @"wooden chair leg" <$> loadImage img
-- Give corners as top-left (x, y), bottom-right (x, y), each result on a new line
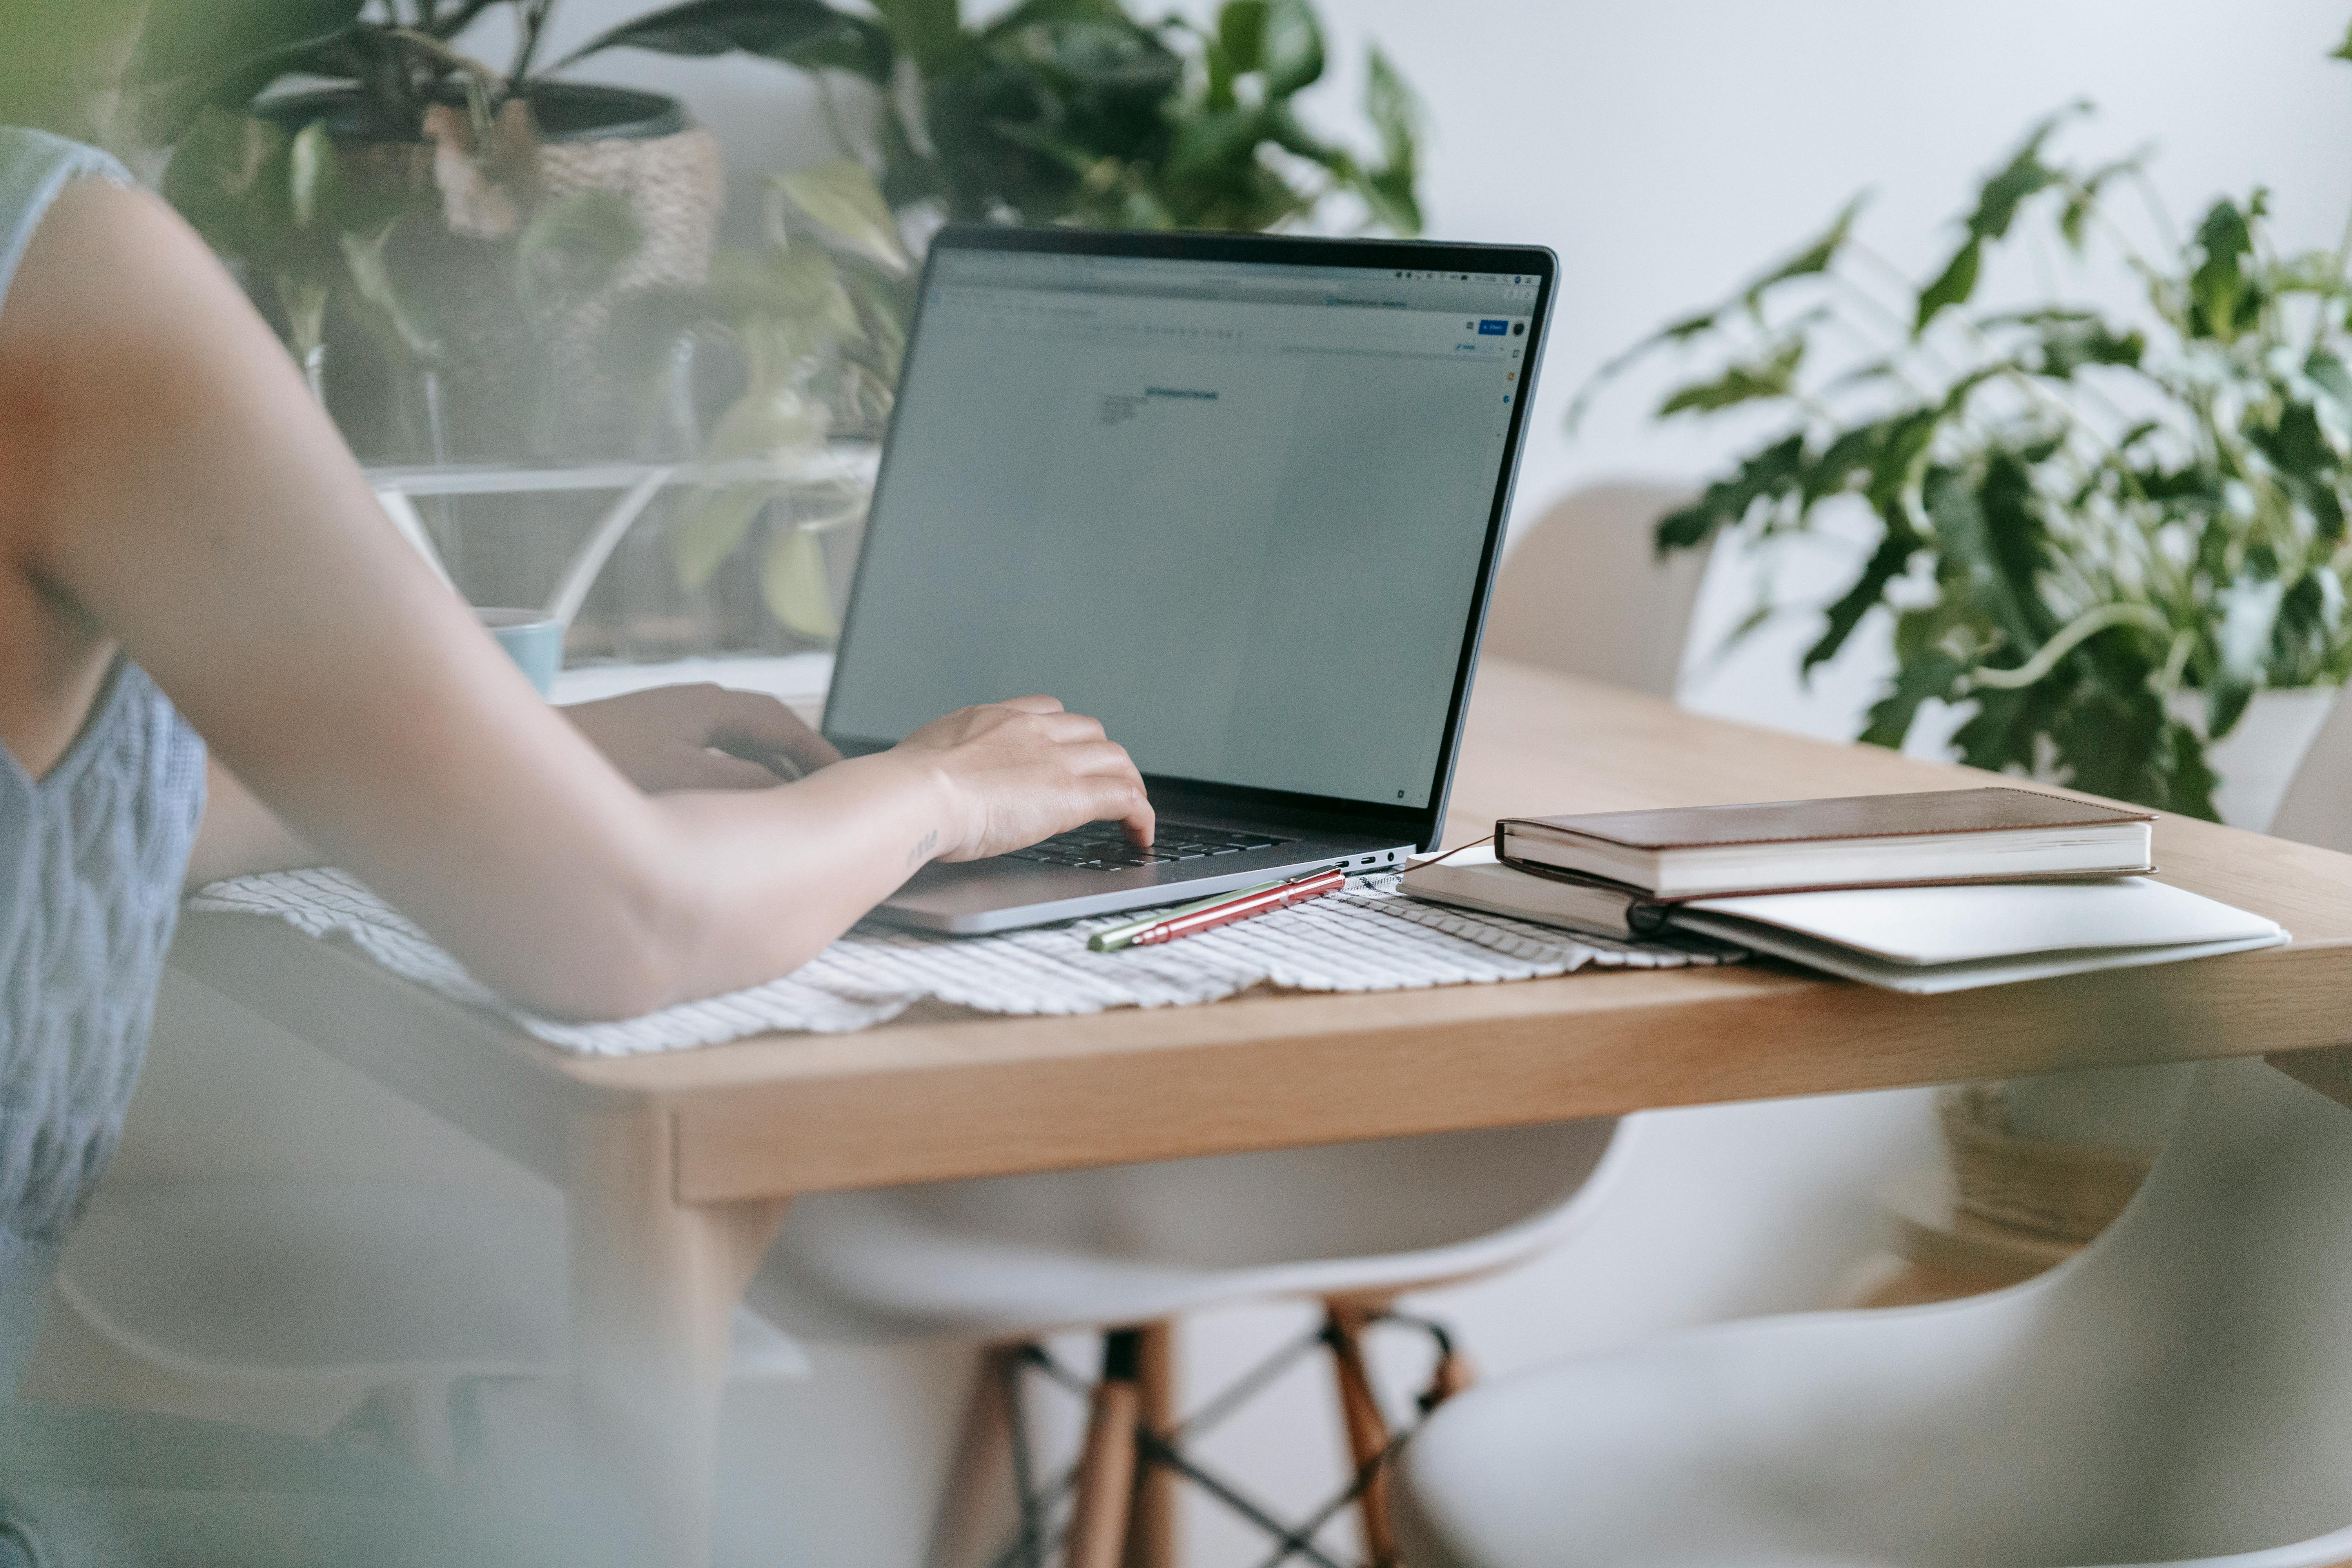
top-left (1067, 1330), bottom-right (1143, 1568)
top-left (926, 1346), bottom-right (1020, 1568)
top-left (1123, 1321), bottom-right (1179, 1568)
top-left (1325, 1303), bottom-right (1399, 1568)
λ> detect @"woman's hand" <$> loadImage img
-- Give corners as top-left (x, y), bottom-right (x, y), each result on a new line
top-left (890, 695), bottom-right (1154, 861)
top-left (563, 685), bottom-right (840, 794)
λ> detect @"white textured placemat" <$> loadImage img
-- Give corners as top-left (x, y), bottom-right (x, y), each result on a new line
top-left (188, 868), bottom-right (1742, 1057)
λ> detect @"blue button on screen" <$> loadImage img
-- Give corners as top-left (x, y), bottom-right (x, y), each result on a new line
top-left (1478, 319), bottom-right (1508, 335)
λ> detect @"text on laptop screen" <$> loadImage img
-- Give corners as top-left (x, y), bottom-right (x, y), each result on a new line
top-left (827, 248), bottom-right (1536, 809)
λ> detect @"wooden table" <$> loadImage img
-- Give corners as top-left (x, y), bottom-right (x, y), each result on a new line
top-left (163, 659), bottom-right (2352, 1564)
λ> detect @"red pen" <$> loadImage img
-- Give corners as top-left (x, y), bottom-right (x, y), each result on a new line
top-left (1094, 866), bottom-right (1350, 951)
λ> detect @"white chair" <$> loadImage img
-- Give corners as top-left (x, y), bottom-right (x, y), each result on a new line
top-left (51, 484), bottom-right (1702, 1564)
top-left (2268, 685), bottom-right (2352, 854)
top-left (44, 1179), bottom-right (807, 1474)
top-left (48, 1125), bottom-right (1628, 1560)
top-left (761, 1120), bottom-right (1627, 1562)
top-left (1481, 483), bottom-right (1704, 695)
top-left (1394, 1056), bottom-right (2352, 1568)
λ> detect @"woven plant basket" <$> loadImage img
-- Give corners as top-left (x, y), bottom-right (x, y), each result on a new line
top-left (1936, 1083), bottom-right (2154, 1243)
top-left (532, 120), bottom-right (723, 453)
top-left (271, 85), bottom-right (723, 461)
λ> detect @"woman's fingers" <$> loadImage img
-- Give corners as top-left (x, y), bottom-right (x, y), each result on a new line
top-left (563, 684), bottom-right (840, 793)
top-left (699, 688), bottom-right (841, 777)
top-left (1096, 777), bottom-right (1155, 845)
top-left (891, 695), bottom-right (1152, 859)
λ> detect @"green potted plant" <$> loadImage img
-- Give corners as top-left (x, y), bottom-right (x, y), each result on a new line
top-left (569, 0), bottom-right (1423, 234)
top-left (134, 0), bottom-right (727, 461)
top-left (1596, 81), bottom-right (2352, 1267)
top-left (1586, 105), bottom-right (2352, 825)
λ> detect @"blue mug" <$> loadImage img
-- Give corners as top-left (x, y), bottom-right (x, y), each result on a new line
top-left (475, 607), bottom-right (563, 696)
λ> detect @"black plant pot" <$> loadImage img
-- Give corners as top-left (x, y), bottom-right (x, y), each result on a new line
top-left (256, 81), bottom-right (687, 145)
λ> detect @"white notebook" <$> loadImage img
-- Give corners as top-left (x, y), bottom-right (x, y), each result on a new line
top-left (1671, 879), bottom-right (2286, 994)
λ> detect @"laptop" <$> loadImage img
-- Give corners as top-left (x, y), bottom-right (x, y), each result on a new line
top-left (823, 225), bottom-right (1558, 934)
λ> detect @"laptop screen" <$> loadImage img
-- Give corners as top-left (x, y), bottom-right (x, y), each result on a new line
top-left (825, 238), bottom-right (1544, 813)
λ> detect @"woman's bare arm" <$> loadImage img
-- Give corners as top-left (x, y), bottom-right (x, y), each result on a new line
top-left (186, 682), bottom-right (832, 889)
top-left (4, 179), bottom-right (1150, 1019)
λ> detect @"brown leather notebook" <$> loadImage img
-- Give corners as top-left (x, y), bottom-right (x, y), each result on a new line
top-left (1497, 787), bottom-right (2156, 900)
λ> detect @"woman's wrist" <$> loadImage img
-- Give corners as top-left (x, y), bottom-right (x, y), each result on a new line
top-left (838, 749), bottom-right (969, 866)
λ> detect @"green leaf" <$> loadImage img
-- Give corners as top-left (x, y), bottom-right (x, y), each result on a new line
top-left (2207, 678), bottom-right (2255, 742)
top-left (2252, 401), bottom-right (2334, 481)
top-left (2187, 196), bottom-right (2261, 341)
top-left (1202, 37), bottom-right (1238, 111)
top-left (1659, 309), bottom-right (1717, 342)
top-left (1653, 433), bottom-right (1807, 555)
top-left (1261, 0), bottom-right (1325, 96)
top-left (1740, 194), bottom-right (1865, 312)
top-left (761, 524), bottom-right (841, 639)
top-left (2056, 151), bottom-right (2144, 253)
top-left (1801, 419), bottom-right (1893, 502)
top-left (873, 0), bottom-right (966, 71)
top-left (2156, 720), bottom-right (2223, 820)
top-left (1218, 0), bottom-right (1270, 73)
top-left (2273, 569), bottom-right (2344, 682)
top-left (274, 274), bottom-right (332, 358)
top-left (1967, 137), bottom-right (2062, 242)
top-left (1804, 509), bottom-right (1921, 673)
top-left (1945, 104), bottom-right (2083, 249)
top-left (773, 161), bottom-right (909, 274)
top-left (1860, 646), bottom-right (1967, 749)
top-left (1360, 46), bottom-right (1422, 234)
top-left (1924, 462), bottom-right (2044, 654)
top-left (128, 0), bottom-right (362, 85)
top-left (984, 0), bottom-right (1129, 27)
top-left (161, 108), bottom-right (294, 260)
top-left (1913, 238), bottom-right (1981, 336)
top-left (1979, 453), bottom-right (2054, 632)
top-left (339, 222), bottom-right (444, 361)
top-left (516, 188), bottom-right (645, 310)
top-left (127, 5), bottom-right (364, 143)
top-left (2333, 18), bottom-right (2352, 60)
top-left (1858, 408), bottom-right (1941, 512)
top-left (566, 0), bottom-right (895, 82)
top-left (1655, 338), bottom-right (1804, 417)
top-left (1989, 308), bottom-right (2145, 377)
top-left (1164, 105), bottom-right (1271, 188)
top-left (288, 121), bottom-right (336, 231)
top-left (671, 487), bottom-right (768, 590)
top-left (2042, 319), bottom-right (2145, 377)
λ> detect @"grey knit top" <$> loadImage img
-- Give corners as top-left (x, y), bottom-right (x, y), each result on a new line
top-left (0, 129), bottom-right (208, 1385)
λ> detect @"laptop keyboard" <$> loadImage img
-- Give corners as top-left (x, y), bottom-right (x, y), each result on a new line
top-left (1003, 821), bottom-right (1293, 871)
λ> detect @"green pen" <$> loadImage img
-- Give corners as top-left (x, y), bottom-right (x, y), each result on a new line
top-left (1088, 880), bottom-right (1289, 953)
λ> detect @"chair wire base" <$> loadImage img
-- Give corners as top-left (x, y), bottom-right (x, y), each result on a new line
top-left (984, 1308), bottom-right (1464, 1568)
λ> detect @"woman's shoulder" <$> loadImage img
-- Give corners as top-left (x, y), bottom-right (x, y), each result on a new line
top-left (0, 129), bottom-right (131, 305)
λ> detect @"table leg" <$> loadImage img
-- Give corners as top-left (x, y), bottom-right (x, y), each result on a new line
top-left (566, 1103), bottom-right (789, 1568)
